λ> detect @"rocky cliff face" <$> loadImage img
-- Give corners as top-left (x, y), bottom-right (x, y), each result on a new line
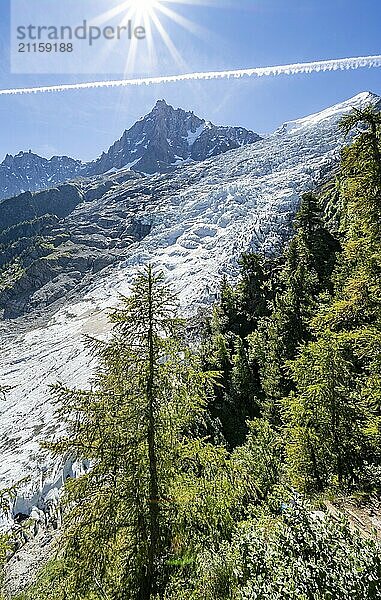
top-left (0, 152), bottom-right (84, 201)
top-left (87, 99), bottom-right (261, 175)
top-left (0, 101), bottom-right (260, 201)
top-left (0, 171), bottom-right (150, 318)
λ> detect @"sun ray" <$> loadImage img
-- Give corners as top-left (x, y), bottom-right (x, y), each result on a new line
top-left (155, 2), bottom-right (209, 39)
top-left (91, 1), bottom-right (131, 27)
top-left (158, 0), bottom-right (223, 6)
top-left (142, 11), bottom-right (158, 69)
top-left (95, 3), bottom-right (137, 72)
top-left (121, 4), bottom-right (144, 76)
top-left (149, 10), bottom-right (187, 69)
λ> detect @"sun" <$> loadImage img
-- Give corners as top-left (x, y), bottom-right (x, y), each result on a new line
top-left (94, 0), bottom-right (209, 75)
top-left (129, 0), bottom-right (160, 11)
top-left (127, 0), bottom-right (161, 17)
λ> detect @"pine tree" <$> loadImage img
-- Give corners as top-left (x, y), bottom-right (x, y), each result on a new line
top-left (201, 255), bottom-right (271, 446)
top-left (283, 333), bottom-right (368, 493)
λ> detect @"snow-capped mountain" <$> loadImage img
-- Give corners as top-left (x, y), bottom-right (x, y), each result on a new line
top-left (87, 99), bottom-right (261, 176)
top-left (0, 152), bottom-right (84, 201)
top-left (0, 91), bottom-right (379, 523)
top-left (0, 101), bottom-right (260, 201)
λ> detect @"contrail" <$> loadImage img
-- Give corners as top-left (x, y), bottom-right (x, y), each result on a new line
top-left (1, 54), bottom-right (381, 96)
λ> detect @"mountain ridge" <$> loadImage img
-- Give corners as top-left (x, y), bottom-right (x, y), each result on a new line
top-left (0, 91), bottom-right (379, 320)
top-left (0, 100), bottom-right (261, 201)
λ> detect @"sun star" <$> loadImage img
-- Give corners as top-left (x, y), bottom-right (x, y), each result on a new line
top-left (129, 0), bottom-right (160, 11)
top-left (94, 0), bottom-right (208, 74)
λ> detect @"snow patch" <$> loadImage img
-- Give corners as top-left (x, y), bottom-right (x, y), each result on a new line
top-left (186, 123), bottom-right (206, 146)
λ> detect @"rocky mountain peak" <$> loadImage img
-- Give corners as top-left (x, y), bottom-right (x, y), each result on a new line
top-left (88, 100), bottom-right (261, 176)
top-left (0, 151), bottom-right (85, 201)
top-left (152, 98), bottom-right (172, 112)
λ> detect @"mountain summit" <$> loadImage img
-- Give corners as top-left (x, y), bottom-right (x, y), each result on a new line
top-left (0, 101), bottom-right (261, 201)
top-left (87, 99), bottom-right (261, 175)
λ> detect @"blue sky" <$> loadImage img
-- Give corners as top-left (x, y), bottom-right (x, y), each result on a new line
top-left (0, 0), bottom-right (380, 161)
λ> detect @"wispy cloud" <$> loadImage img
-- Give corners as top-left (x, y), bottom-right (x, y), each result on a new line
top-left (1, 54), bottom-right (381, 96)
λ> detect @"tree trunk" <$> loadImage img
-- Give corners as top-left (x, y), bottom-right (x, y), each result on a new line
top-left (139, 267), bottom-right (160, 600)
top-left (370, 120), bottom-right (381, 172)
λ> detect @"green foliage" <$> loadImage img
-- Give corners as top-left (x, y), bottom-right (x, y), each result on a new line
top-left (283, 333), bottom-right (372, 493)
top-left (0, 257), bottom-right (25, 292)
top-left (282, 104), bottom-right (381, 494)
top-left (0, 484), bottom-right (19, 597)
top-left (232, 419), bottom-right (283, 506)
top-left (201, 254), bottom-right (273, 446)
top-left (0, 387), bottom-right (20, 597)
top-left (182, 501), bottom-right (381, 600)
top-left (249, 192), bottom-right (340, 422)
top-left (0, 534), bottom-right (9, 593)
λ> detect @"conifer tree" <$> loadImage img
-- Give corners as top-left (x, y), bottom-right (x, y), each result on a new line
top-left (201, 255), bottom-right (271, 446)
top-left (41, 266), bottom-right (218, 600)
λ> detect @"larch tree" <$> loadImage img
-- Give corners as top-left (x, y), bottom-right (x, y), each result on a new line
top-left (40, 266), bottom-right (219, 600)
